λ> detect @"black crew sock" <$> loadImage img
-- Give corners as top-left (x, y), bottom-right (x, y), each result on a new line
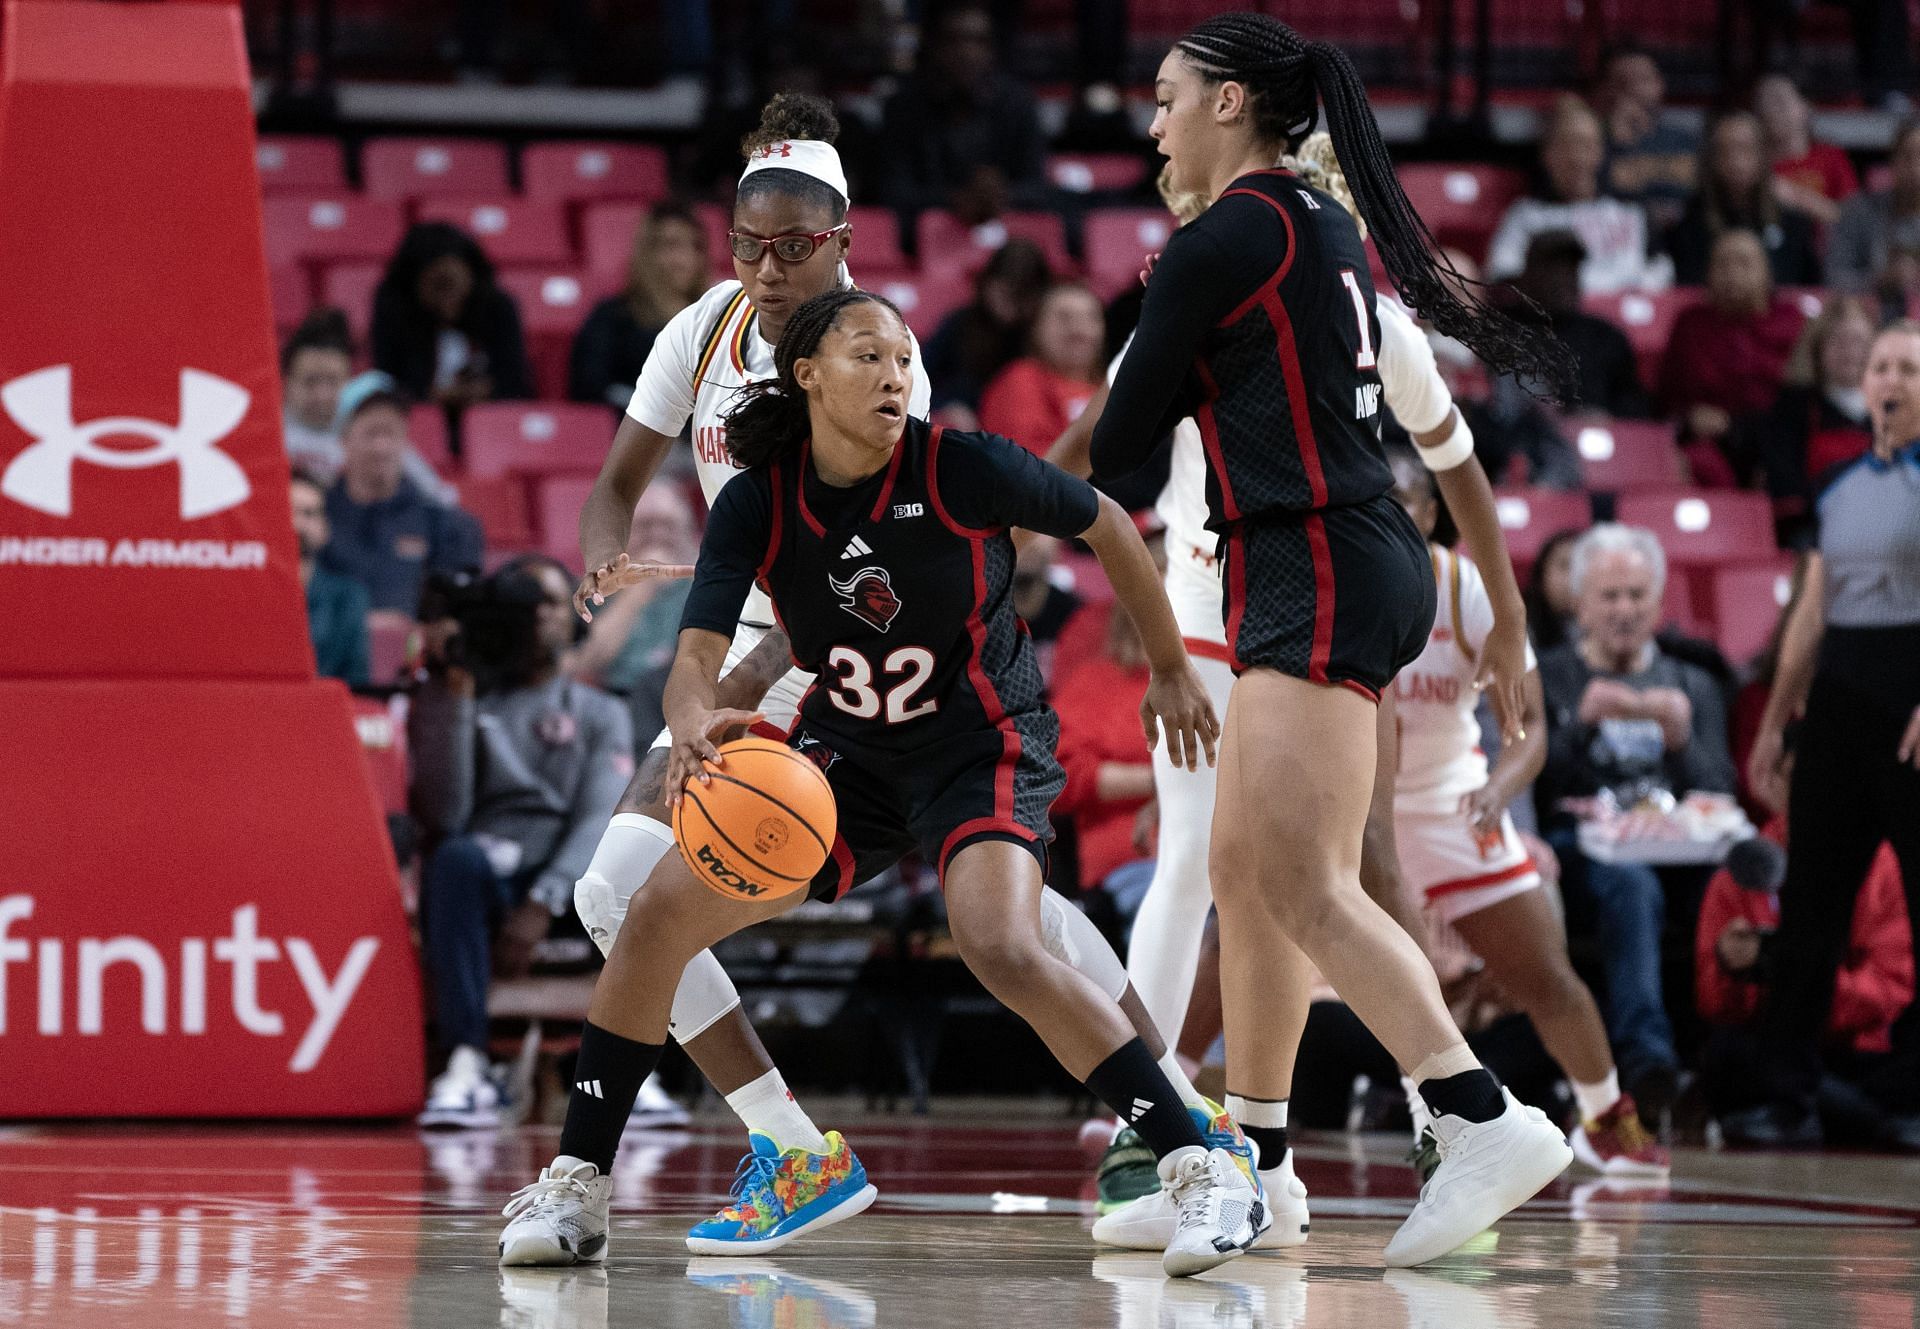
top-left (1241, 1123), bottom-right (1290, 1168)
top-left (1419, 1069), bottom-right (1504, 1124)
top-left (559, 1020), bottom-right (663, 1173)
top-left (1085, 1037), bottom-right (1207, 1159)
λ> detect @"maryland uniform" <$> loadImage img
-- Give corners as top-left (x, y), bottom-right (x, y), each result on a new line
top-left (1391, 545), bottom-right (1541, 924)
top-left (625, 278), bottom-right (931, 748)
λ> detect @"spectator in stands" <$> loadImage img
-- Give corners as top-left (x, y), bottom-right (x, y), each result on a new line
top-left (1013, 533), bottom-right (1082, 683)
top-left (923, 239), bottom-right (1052, 424)
top-left (371, 221), bottom-right (535, 411)
top-left (1699, 778), bottom-right (1912, 1147)
top-left (1537, 523), bottom-right (1736, 1111)
top-left (877, 3), bottom-right (1048, 225)
top-left (1754, 74), bottom-right (1859, 229)
top-left (569, 202), bottom-right (709, 413)
top-left (1523, 528), bottom-right (1582, 654)
top-left (323, 384), bottom-right (485, 618)
top-left (290, 468), bottom-right (369, 687)
top-left (1487, 97), bottom-right (1673, 296)
top-left (282, 309), bottom-right (355, 479)
top-left (978, 283), bottom-right (1105, 454)
top-left (1508, 229), bottom-right (1651, 417)
top-left (1668, 111), bottom-right (1822, 288)
top-left (1751, 294), bottom-right (1876, 548)
top-left (1594, 45), bottom-right (1700, 231)
top-left (569, 482), bottom-right (700, 742)
top-left (1828, 119), bottom-right (1920, 294)
top-left (1659, 230), bottom-right (1806, 486)
top-left (410, 555), bottom-right (634, 1129)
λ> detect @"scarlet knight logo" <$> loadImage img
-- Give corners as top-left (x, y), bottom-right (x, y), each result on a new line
top-left (828, 565), bottom-right (902, 631)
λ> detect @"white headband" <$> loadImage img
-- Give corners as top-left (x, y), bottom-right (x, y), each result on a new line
top-left (739, 139), bottom-right (849, 204)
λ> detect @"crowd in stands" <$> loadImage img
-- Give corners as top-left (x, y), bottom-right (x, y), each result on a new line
top-left (270, 16), bottom-right (1920, 1151)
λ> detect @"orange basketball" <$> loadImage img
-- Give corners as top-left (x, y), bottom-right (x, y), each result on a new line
top-left (672, 736), bottom-right (838, 902)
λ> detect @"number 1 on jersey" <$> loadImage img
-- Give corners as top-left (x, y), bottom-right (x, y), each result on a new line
top-left (1339, 269), bottom-right (1378, 370)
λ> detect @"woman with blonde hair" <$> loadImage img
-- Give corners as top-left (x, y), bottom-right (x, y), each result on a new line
top-left (1753, 294), bottom-right (1879, 547)
top-left (569, 201), bottom-right (711, 410)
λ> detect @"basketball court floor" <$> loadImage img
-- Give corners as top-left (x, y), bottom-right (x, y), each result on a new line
top-left (3, 1109), bottom-right (1917, 1328)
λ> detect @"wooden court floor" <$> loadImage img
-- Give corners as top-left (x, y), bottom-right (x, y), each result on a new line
top-left (2, 1111), bottom-right (1917, 1328)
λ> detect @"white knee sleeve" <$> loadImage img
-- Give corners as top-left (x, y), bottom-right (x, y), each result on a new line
top-left (1040, 888), bottom-right (1130, 1002)
top-left (669, 947), bottom-right (743, 1042)
top-left (574, 812), bottom-right (677, 956)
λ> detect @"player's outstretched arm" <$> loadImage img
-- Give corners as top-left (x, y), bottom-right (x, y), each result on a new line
top-left (574, 414), bottom-right (682, 621)
top-left (1077, 492), bottom-right (1220, 773)
top-left (661, 628), bottom-right (763, 807)
top-left (1043, 379), bottom-right (1106, 481)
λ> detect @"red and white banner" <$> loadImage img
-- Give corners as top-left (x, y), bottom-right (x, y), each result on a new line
top-left (0, 1), bottom-right (423, 1116)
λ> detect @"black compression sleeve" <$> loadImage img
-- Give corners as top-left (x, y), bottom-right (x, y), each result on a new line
top-left (679, 471), bottom-right (771, 636)
top-left (935, 430), bottom-right (1101, 537)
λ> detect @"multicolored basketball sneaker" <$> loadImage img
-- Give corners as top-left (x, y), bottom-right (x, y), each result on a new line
top-left (684, 1130), bottom-right (878, 1255)
top-left (1572, 1095), bottom-right (1671, 1176)
top-left (1095, 1126), bottom-right (1161, 1216)
top-left (1090, 1101), bottom-right (1272, 1250)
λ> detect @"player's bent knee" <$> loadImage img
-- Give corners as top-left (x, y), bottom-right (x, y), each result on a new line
top-left (669, 948), bottom-right (743, 1042)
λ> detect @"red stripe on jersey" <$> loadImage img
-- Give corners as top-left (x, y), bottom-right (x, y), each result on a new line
top-left (1304, 512), bottom-right (1336, 682)
top-left (961, 537), bottom-right (1008, 724)
top-left (749, 719), bottom-right (793, 742)
top-left (1262, 289), bottom-right (1329, 507)
top-left (937, 813), bottom-right (1038, 883)
top-left (758, 460), bottom-right (786, 581)
top-left (1191, 360), bottom-right (1240, 524)
top-left (1338, 678), bottom-right (1381, 703)
top-left (1222, 527), bottom-right (1248, 672)
top-left (869, 438), bottom-right (908, 522)
top-left (1218, 187), bottom-right (1296, 326)
top-left (1424, 856), bottom-right (1539, 900)
top-left (827, 835), bottom-right (857, 901)
top-left (924, 425), bottom-right (1000, 537)
top-left (1182, 636), bottom-right (1234, 664)
top-left (793, 441), bottom-right (828, 539)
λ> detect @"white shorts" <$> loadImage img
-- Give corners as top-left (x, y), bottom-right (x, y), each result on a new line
top-left (1165, 536), bottom-right (1227, 652)
top-left (1394, 805), bottom-right (1542, 925)
top-left (647, 620), bottom-right (813, 751)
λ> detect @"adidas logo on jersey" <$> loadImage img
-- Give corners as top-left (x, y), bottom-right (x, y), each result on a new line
top-left (841, 535), bottom-right (874, 559)
top-left (576, 1079), bottom-right (603, 1098)
top-left (1129, 1097), bottom-right (1155, 1122)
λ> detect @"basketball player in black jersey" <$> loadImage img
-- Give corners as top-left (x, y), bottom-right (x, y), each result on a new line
top-left (512, 288), bottom-right (1266, 1279)
top-left (1088, 13), bottom-right (1578, 1267)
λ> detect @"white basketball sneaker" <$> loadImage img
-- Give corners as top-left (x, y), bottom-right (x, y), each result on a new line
top-left (419, 1045), bottom-right (506, 1130)
top-left (1254, 1149), bottom-right (1310, 1249)
top-left (1160, 1146), bottom-right (1264, 1277)
top-left (1382, 1088), bottom-right (1571, 1268)
top-left (628, 1072), bottom-right (692, 1128)
top-left (499, 1156), bottom-right (613, 1266)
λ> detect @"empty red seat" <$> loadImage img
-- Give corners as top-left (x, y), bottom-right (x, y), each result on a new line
top-left (535, 475), bottom-right (597, 567)
top-left (1396, 164), bottom-right (1526, 258)
top-left (1492, 487), bottom-right (1592, 564)
top-left (256, 135), bottom-right (346, 194)
top-left (580, 201), bottom-right (650, 296)
top-left (361, 137), bottom-right (510, 201)
top-left (1582, 288), bottom-right (1702, 386)
top-left (868, 270), bottom-right (973, 339)
top-left (462, 402), bottom-right (610, 481)
top-left (319, 261), bottom-right (384, 343)
top-left (415, 198), bottom-right (574, 266)
top-left (1569, 417), bottom-right (1684, 492)
top-left (1616, 490), bottom-right (1775, 567)
top-left (263, 196), bottom-right (405, 268)
top-left (1048, 152), bottom-right (1149, 195)
top-left (521, 141), bottom-right (669, 206)
top-left (847, 206), bottom-right (907, 272)
top-left (695, 201), bottom-right (735, 279)
top-left (1711, 559), bottom-right (1798, 665)
top-left (496, 267), bottom-right (593, 399)
top-left (457, 475), bottom-right (534, 550)
top-left (1084, 208), bottom-right (1176, 300)
top-left (352, 696), bottom-right (412, 806)
top-left (268, 264), bottom-right (313, 339)
top-left (916, 210), bottom-right (1075, 279)
top-left (408, 404), bottom-right (453, 475)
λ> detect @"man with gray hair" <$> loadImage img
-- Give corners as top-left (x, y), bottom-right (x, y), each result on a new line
top-left (1535, 523), bottom-right (1736, 1120)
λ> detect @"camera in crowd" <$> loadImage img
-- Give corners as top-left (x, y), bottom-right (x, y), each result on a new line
top-left (420, 563), bottom-right (575, 690)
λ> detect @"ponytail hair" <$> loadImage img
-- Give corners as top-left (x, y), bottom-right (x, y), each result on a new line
top-left (1175, 13), bottom-right (1576, 393)
top-left (723, 287), bottom-right (906, 469)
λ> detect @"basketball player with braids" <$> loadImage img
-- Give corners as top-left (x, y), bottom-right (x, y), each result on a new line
top-left (515, 287), bottom-right (1267, 1278)
top-left (1086, 14), bottom-right (1577, 1267)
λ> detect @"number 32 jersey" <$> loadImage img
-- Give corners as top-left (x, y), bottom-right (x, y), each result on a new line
top-left (681, 419), bottom-right (1101, 752)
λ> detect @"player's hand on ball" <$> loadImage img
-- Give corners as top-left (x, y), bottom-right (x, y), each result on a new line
top-left (664, 708), bottom-right (766, 806)
top-left (1141, 662), bottom-right (1220, 772)
top-left (1474, 616), bottom-right (1530, 744)
top-left (574, 552), bottom-right (697, 621)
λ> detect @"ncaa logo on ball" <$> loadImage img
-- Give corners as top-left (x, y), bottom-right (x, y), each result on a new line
top-left (693, 841), bottom-right (766, 898)
top-left (753, 817), bottom-right (790, 856)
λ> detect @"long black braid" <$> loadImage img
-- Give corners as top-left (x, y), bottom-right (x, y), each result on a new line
top-left (1176, 13), bottom-right (1576, 393)
top-left (723, 288), bottom-right (905, 469)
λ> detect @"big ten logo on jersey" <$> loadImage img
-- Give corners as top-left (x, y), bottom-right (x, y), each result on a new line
top-left (694, 425), bottom-right (738, 470)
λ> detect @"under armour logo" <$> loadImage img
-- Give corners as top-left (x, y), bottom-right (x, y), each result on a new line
top-left (1, 365), bottom-right (251, 520)
top-left (755, 142), bottom-right (793, 159)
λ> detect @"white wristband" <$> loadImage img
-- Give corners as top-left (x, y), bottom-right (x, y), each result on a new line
top-left (1416, 411), bottom-right (1474, 472)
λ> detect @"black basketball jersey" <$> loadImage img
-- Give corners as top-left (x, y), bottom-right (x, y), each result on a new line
top-left (1089, 168), bottom-right (1394, 527)
top-left (681, 419), bottom-right (1101, 752)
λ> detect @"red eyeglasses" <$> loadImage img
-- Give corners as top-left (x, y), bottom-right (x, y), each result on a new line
top-left (727, 223), bottom-right (849, 265)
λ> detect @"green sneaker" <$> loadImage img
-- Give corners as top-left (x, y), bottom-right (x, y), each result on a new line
top-left (1094, 1127), bottom-right (1160, 1215)
top-left (1409, 1126), bottom-right (1441, 1186)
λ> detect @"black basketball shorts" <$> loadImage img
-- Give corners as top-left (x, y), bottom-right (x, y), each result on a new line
top-left (1217, 491), bottom-right (1436, 699)
top-left (790, 709), bottom-right (1065, 902)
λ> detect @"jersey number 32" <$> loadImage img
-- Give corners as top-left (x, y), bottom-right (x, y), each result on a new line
top-left (825, 645), bottom-right (938, 724)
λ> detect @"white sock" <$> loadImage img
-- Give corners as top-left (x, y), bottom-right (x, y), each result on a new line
top-left (1225, 1093), bottom-right (1287, 1130)
top-left (1572, 1070), bottom-right (1622, 1123)
top-left (724, 1069), bottom-right (828, 1154)
top-left (1159, 1049), bottom-right (1209, 1113)
top-left (1401, 1075), bottom-right (1432, 1143)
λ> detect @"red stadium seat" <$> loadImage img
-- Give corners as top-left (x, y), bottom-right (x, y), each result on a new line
top-left (319, 261), bottom-right (384, 343)
top-left (1661, 567), bottom-right (1708, 637)
top-left (352, 694), bottom-right (412, 808)
top-left (1710, 559), bottom-right (1798, 666)
top-left (361, 137), bottom-right (509, 201)
top-left (262, 196), bottom-right (405, 268)
top-left (521, 141), bottom-right (669, 205)
top-left (916, 210), bottom-right (1075, 279)
top-left (415, 199), bottom-right (573, 266)
top-left (1396, 164), bottom-right (1526, 259)
top-left (1048, 152), bottom-right (1149, 194)
top-left (256, 135), bottom-right (346, 194)
top-left (695, 201), bottom-right (735, 279)
top-left (268, 263), bottom-right (312, 339)
top-left (408, 404), bottom-right (453, 475)
top-left (1582, 288), bottom-right (1701, 387)
top-left (847, 206), bottom-right (907, 272)
top-left (534, 474), bottom-right (597, 567)
top-left (457, 474), bottom-right (534, 550)
top-left (1616, 490), bottom-right (1775, 567)
top-left (580, 200), bottom-right (649, 296)
top-left (1084, 209), bottom-right (1175, 300)
top-left (461, 402), bottom-right (609, 480)
top-left (1569, 417), bottom-right (1684, 492)
top-left (868, 270), bottom-right (972, 339)
top-left (1492, 487), bottom-right (1592, 564)
top-left (496, 267), bottom-right (593, 399)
